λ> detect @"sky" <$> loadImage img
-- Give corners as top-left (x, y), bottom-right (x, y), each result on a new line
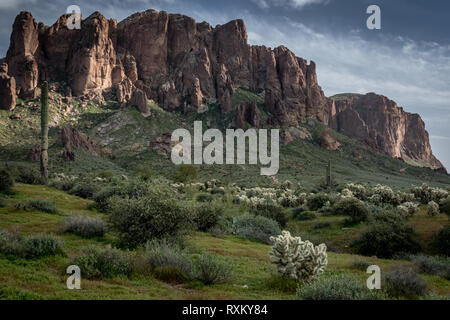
top-left (0, 0), bottom-right (449, 169)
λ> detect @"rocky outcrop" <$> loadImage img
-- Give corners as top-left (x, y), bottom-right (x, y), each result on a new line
top-left (0, 63), bottom-right (16, 110)
top-left (4, 9), bottom-right (328, 126)
top-left (329, 93), bottom-right (444, 170)
top-left (60, 126), bottom-right (101, 161)
top-left (320, 130), bottom-right (340, 151)
top-left (235, 100), bottom-right (261, 129)
top-left (2, 9), bottom-right (445, 171)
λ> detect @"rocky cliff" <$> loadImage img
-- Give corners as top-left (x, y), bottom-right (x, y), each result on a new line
top-left (329, 93), bottom-right (444, 170)
top-left (0, 9), bottom-right (445, 171)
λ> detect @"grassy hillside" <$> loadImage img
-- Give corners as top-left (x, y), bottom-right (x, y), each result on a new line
top-left (0, 88), bottom-right (449, 189)
top-left (0, 184), bottom-right (448, 300)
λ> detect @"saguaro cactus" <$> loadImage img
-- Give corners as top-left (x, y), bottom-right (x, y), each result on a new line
top-left (40, 81), bottom-right (49, 184)
top-left (326, 159), bottom-right (331, 188)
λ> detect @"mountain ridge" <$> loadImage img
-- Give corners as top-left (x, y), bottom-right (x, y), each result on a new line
top-left (0, 9), bottom-right (446, 172)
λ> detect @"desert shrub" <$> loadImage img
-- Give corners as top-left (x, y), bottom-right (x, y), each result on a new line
top-left (333, 197), bottom-right (369, 223)
top-left (210, 187), bottom-right (225, 195)
top-left (193, 253), bottom-right (233, 285)
top-left (71, 245), bottom-right (132, 279)
top-left (60, 216), bottom-right (107, 238)
top-left (193, 202), bottom-right (224, 232)
top-left (93, 180), bottom-right (154, 212)
top-left (144, 239), bottom-right (193, 282)
top-left (383, 268), bottom-right (427, 298)
top-left (396, 202), bottom-right (419, 218)
top-left (250, 201), bottom-right (288, 227)
top-left (265, 274), bottom-right (298, 293)
top-left (412, 255), bottom-right (450, 279)
top-left (0, 195), bottom-right (7, 207)
top-left (68, 182), bottom-right (97, 199)
top-left (107, 187), bottom-right (189, 248)
top-left (9, 165), bottom-right (43, 185)
top-left (312, 222), bottom-right (331, 230)
top-left (307, 193), bottom-right (329, 211)
top-left (345, 183), bottom-right (367, 200)
top-left (371, 184), bottom-right (397, 205)
top-left (297, 274), bottom-right (386, 300)
top-left (431, 226), bottom-right (450, 256)
top-left (0, 231), bottom-right (63, 259)
top-left (132, 165), bottom-right (154, 181)
top-left (294, 211), bottom-right (317, 221)
top-left (233, 214), bottom-right (281, 244)
top-left (352, 221), bottom-right (421, 258)
top-left (15, 199), bottom-right (58, 214)
top-left (291, 206), bottom-right (307, 216)
top-left (0, 169), bottom-right (14, 193)
top-left (196, 193), bottom-right (213, 203)
top-left (171, 164), bottom-right (198, 183)
top-left (270, 231), bottom-right (327, 282)
top-left (369, 210), bottom-right (405, 225)
top-left (439, 196), bottom-right (450, 217)
top-left (350, 259), bottom-right (373, 271)
top-left (426, 201), bottom-right (439, 216)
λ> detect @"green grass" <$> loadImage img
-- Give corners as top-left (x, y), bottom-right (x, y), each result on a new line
top-left (0, 184), bottom-right (448, 300)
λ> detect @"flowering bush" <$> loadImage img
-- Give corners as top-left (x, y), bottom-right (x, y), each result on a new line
top-left (269, 231), bottom-right (327, 282)
top-left (427, 201), bottom-right (439, 216)
top-left (396, 202), bottom-right (419, 218)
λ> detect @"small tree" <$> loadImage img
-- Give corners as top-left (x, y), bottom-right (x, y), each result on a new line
top-left (40, 82), bottom-right (49, 184)
top-left (171, 164), bottom-right (198, 183)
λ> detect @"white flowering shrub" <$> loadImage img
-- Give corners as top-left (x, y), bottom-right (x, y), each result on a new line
top-left (340, 188), bottom-right (354, 199)
top-left (269, 231), bottom-right (327, 282)
top-left (427, 201), bottom-right (439, 216)
top-left (431, 188), bottom-right (448, 203)
top-left (396, 191), bottom-right (415, 204)
top-left (396, 202), bottom-right (419, 218)
top-left (372, 184), bottom-right (397, 205)
top-left (345, 183), bottom-right (367, 200)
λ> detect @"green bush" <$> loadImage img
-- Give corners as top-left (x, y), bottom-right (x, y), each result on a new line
top-left (333, 197), bottom-right (369, 223)
top-left (0, 231), bottom-right (63, 259)
top-left (352, 221), bottom-right (421, 258)
top-left (369, 210), bottom-right (405, 225)
top-left (193, 253), bottom-right (233, 285)
top-left (350, 259), bottom-right (373, 271)
top-left (60, 216), bottom-right (107, 238)
top-left (312, 222), bottom-right (331, 230)
top-left (132, 165), bottom-right (154, 181)
top-left (294, 211), bottom-right (317, 221)
top-left (307, 193), bottom-right (329, 211)
top-left (233, 214), bottom-right (281, 244)
top-left (297, 274), bottom-right (386, 300)
top-left (15, 199), bottom-right (58, 214)
top-left (68, 182), bottom-right (97, 199)
top-left (144, 240), bottom-right (193, 282)
top-left (431, 226), bottom-right (450, 256)
top-left (439, 197), bottom-right (450, 217)
top-left (71, 246), bottom-right (132, 279)
top-left (107, 186), bottom-right (189, 248)
top-left (0, 169), bottom-right (14, 193)
top-left (383, 268), bottom-right (427, 299)
top-left (412, 255), bottom-right (450, 279)
top-left (9, 165), bottom-right (43, 185)
top-left (250, 201), bottom-right (288, 227)
top-left (171, 164), bottom-right (198, 183)
top-left (210, 187), bottom-right (225, 195)
top-left (196, 193), bottom-right (213, 203)
top-left (193, 202), bottom-right (224, 232)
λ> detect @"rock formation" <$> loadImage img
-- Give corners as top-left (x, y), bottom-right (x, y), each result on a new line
top-left (0, 63), bottom-right (16, 110)
top-left (0, 9), bottom-right (445, 171)
top-left (329, 93), bottom-right (444, 170)
top-left (60, 126), bottom-right (101, 161)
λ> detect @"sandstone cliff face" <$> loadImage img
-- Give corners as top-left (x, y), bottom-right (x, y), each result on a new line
top-left (329, 93), bottom-right (444, 170)
top-left (4, 10), bottom-right (327, 125)
top-left (1, 9), bottom-right (445, 171)
top-left (0, 63), bottom-right (16, 110)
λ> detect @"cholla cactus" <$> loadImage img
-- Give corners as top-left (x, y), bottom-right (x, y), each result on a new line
top-left (372, 184), bottom-right (396, 205)
top-left (269, 231), bottom-right (327, 282)
top-left (340, 188), bottom-right (354, 199)
top-left (427, 201), bottom-right (439, 216)
top-left (396, 202), bottom-right (419, 218)
top-left (345, 183), bottom-right (367, 200)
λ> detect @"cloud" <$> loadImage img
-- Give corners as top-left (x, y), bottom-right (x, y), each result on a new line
top-left (251, 0), bottom-right (328, 9)
top-left (0, 0), bottom-right (37, 9)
